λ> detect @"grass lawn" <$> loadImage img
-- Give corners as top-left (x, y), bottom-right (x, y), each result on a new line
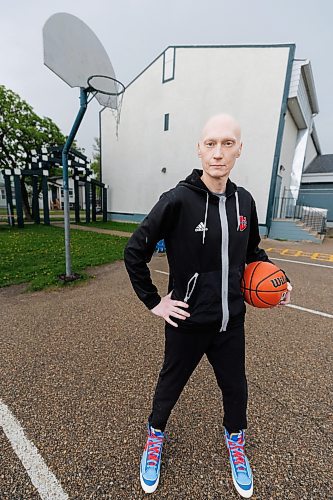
top-left (0, 224), bottom-right (129, 291)
top-left (77, 220), bottom-right (139, 233)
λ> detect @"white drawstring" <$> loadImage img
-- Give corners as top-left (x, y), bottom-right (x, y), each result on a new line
top-left (235, 190), bottom-right (240, 231)
top-left (202, 189), bottom-right (239, 240)
top-left (202, 192), bottom-right (209, 244)
top-left (184, 272), bottom-right (199, 302)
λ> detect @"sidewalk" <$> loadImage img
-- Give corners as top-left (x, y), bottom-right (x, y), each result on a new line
top-left (51, 222), bottom-right (131, 238)
top-left (52, 221), bottom-right (333, 254)
top-left (262, 235), bottom-right (333, 253)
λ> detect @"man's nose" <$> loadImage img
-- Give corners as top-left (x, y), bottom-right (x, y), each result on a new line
top-left (213, 145), bottom-right (223, 158)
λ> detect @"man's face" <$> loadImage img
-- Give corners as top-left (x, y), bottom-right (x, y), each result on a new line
top-left (197, 116), bottom-right (242, 182)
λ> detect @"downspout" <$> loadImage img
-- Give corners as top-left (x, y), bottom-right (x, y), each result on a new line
top-left (99, 106), bottom-right (105, 208)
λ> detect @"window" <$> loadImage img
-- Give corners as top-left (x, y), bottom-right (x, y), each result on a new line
top-left (1, 189), bottom-right (6, 200)
top-left (162, 47), bottom-right (176, 83)
top-left (164, 113), bottom-right (169, 131)
top-left (61, 188), bottom-right (74, 198)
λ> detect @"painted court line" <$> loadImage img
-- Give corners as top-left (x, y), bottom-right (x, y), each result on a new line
top-left (0, 400), bottom-right (68, 500)
top-left (271, 257), bottom-right (333, 269)
top-left (286, 304), bottom-right (333, 319)
top-left (153, 269), bottom-right (333, 319)
top-left (155, 259), bottom-right (333, 273)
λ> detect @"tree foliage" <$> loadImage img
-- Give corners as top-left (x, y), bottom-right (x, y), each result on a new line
top-left (0, 85), bottom-right (65, 169)
top-left (0, 85), bottom-right (67, 220)
top-left (90, 137), bottom-right (101, 181)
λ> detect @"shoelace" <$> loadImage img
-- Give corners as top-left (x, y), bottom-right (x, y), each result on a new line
top-left (228, 435), bottom-right (246, 473)
top-left (146, 434), bottom-right (164, 467)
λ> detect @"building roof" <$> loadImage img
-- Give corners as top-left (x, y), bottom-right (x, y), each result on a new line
top-left (304, 155), bottom-right (333, 173)
top-left (125, 43), bottom-right (295, 90)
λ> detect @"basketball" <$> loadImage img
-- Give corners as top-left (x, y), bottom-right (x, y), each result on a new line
top-left (241, 261), bottom-right (288, 308)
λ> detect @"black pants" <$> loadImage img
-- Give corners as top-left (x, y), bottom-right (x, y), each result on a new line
top-left (149, 322), bottom-right (248, 433)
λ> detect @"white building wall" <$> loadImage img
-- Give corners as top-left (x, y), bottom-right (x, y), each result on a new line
top-left (102, 46), bottom-right (291, 224)
top-left (304, 134), bottom-right (318, 169)
top-left (278, 110), bottom-right (299, 197)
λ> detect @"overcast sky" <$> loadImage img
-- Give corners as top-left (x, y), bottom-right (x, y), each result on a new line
top-left (1, 0), bottom-right (332, 159)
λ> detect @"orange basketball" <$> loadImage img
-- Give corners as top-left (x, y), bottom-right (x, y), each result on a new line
top-left (241, 261), bottom-right (288, 308)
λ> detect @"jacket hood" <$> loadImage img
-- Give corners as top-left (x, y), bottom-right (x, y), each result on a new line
top-left (178, 169), bottom-right (238, 198)
top-left (177, 169), bottom-right (242, 242)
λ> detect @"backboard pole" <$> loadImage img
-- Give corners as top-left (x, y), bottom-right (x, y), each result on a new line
top-left (62, 88), bottom-right (88, 278)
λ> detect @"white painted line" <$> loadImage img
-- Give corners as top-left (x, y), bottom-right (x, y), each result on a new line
top-left (286, 304), bottom-right (333, 319)
top-left (271, 257), bottom-right (333, 269)
top-left (153, 269), bottom-right (333, 320)
top-left (0, 400), bottom-right (68, 500)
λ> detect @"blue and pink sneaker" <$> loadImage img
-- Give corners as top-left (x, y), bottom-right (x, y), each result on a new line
top-left (140, 423), bottom-right (165, 493)
top-left (224, 428), bottom-right (253, 498)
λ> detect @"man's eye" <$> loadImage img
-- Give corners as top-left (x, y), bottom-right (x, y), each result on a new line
top-left (206, 142), bottom-right (214, 147)
top-left (225, 141), bottom-right (233, 147)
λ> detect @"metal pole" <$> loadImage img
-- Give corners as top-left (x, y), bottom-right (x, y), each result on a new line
top-left (103, 186), bottom-right (107, 222)
top-left (32, 175), bottom-right (40, 224)
top-left (91, 182), bottom-right (96, 222)
top-left (98, 107), bottom-right (104, 207)
top-left (62, 88), bottom-right (88, 278)
top-left (13, 169), bottom-right (24, 228)
top-left (85, 180), bottom-right (91, 223)
top-left (4, 171), bottom-right (14, 226)
top-left (74, 174), bottom-right (80, 224)
top-left (42, 171), bottom-right (50, 225)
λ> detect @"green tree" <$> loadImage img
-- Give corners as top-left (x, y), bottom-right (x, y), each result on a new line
top-left (90, 137), bottom-right (101, 181)
top-left (0, 85), bottom-right (65, 220)
top-left (90, 137), bottom-right (101, 205)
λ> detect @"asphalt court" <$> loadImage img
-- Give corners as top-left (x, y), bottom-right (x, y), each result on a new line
top-left (0, 238), bottom-right (332, 499)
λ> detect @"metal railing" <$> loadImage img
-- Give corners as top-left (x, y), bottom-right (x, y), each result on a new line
top-left (273, 197), bottom-right (327, 235)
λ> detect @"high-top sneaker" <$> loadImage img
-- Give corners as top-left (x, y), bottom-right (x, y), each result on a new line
top-left (140, 423), bottom-right (165, 493)
top-left (224, 428), bottom-right (253, 498)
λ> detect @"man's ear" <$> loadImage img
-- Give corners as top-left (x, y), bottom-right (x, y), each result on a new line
top-left (197, 142), bottom-right (202, 158)
top-left (236, 142), bottom-right (243, 158)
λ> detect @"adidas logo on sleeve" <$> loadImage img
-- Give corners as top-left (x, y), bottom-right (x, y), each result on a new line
top-left (195, 222), bottom-right (208, 232)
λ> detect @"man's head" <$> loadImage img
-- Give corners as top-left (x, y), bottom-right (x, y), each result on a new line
top-left (197, 114), bottom-right (242, 185)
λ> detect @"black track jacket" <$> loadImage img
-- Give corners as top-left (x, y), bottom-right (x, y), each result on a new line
top-left (125, 169), bottom-right (276, 332)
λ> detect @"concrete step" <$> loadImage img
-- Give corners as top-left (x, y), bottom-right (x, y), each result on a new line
top-left (269, 220), bottom-right (323, 243)
top-left (296, 222), bottom-right (324, 236)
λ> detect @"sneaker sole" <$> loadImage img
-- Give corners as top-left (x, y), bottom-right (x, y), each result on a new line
top-left (140, 468), bottom-right (160, 494)
top-left (231, 474), bottom-right (253, 498)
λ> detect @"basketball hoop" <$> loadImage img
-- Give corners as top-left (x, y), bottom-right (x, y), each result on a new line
top-left (87, 74), bottom-right (125, 138)
top-left (87, 75), bottom-right (125, 96)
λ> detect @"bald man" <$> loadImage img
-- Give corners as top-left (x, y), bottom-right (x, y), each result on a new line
top-left (124, 114), bottom-right (291, 498)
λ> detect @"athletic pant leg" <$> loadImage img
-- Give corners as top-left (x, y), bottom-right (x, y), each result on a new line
top-left (149, 324), bottom-right (211, 431)
top-left (205, 322), bottom-right (248, 433)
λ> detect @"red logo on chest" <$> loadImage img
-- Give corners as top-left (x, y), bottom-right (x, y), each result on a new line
top-left (239, 216), bottom-right (247, 231)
